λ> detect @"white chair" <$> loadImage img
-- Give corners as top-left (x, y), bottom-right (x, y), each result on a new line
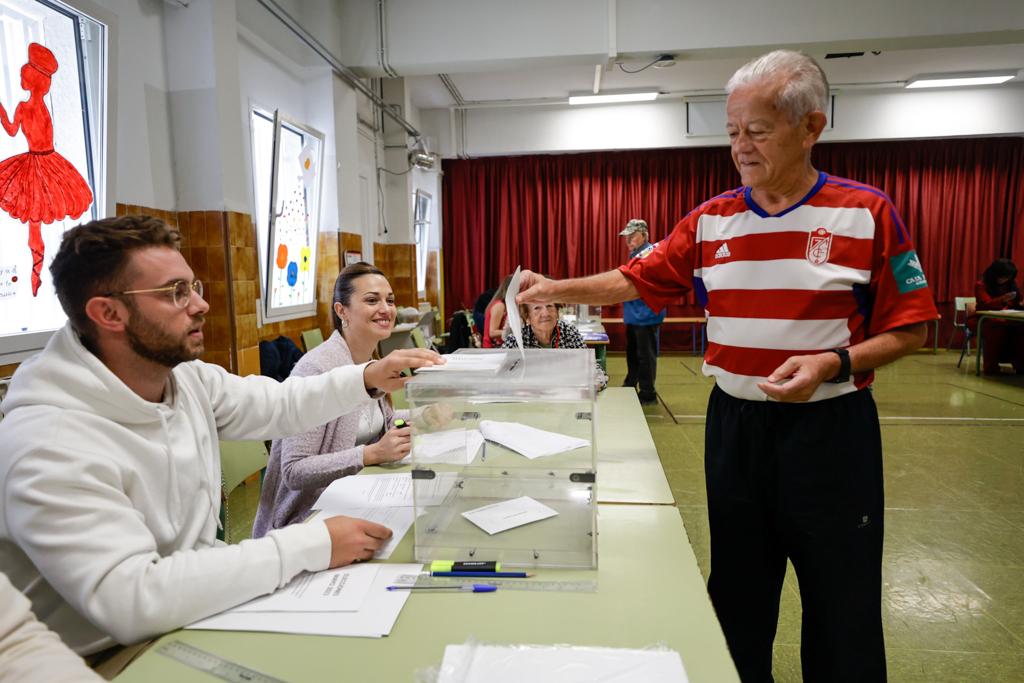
top-left (947, 297), bottom-right (976, 368)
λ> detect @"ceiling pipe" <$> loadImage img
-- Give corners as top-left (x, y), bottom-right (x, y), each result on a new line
top-left (255, 0), bottom-right (421, 141)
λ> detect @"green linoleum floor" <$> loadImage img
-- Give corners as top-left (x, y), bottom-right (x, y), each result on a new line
top-left (227, 349), bottom-right (1024, 681)
top-left (611, 351), bottom-right (1024, 682)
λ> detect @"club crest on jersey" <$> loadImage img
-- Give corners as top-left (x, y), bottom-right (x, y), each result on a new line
top-left (806, 227), bottom-right (832, 265)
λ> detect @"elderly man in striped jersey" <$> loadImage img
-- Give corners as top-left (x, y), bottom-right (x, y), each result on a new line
top-left (519, 50), bottom-right (937, 682)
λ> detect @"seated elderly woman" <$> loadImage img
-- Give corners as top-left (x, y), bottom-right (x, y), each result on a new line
top-left (502, 302), bottom-right (608, 390)
top-left (253, 263), bottom-right (412, 537)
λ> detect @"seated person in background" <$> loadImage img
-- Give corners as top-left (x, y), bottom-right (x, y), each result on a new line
top-left (503, 302), bottom-right (609, 391)
top-left (0, 572), bottom-right (101, 682)
top-left (970, 257), bottom-right (1024, 374)
top-left (254, 263), bottom-right (411, 537)
top-left (0, 216), bottom-right (440, 658)
top-left (473, 286), bottom-right (497, 337)
top-left (483, 275), bottom-right (513, 348)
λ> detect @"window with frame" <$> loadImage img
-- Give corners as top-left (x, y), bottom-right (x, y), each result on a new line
top-left (249, 107), bottom-right (324, 323)
top-left (0, 0), bottom-right (106, 362)
top-left (413, 189), bottom-right (431, 298)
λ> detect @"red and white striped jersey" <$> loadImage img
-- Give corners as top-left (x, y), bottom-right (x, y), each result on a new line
top-left (619, 172), bottom-right (939, 402)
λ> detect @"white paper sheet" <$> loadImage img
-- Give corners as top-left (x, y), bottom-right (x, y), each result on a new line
top-left (479, 420), bottom-right (590, 459)
top-left (505, 266), bottom-right (525, 359)
top-left (314, 506), bottom-right (417, 560)
top-left (437, 643), bottom-right (689, 683)
top-left (230, 563), bottom-right (380, 613)
top-left (415, 352), bottom-right (508, 373)
top-left (399, 428), bottom-right (484, 465)
top-left (313, 472), bottom-right (457, 510)
top-left (461, 496), bottom-right (558, 535)
top-left (187, 564), bottom-right (423, 638)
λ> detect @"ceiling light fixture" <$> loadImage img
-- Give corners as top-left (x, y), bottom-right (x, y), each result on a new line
top-left (569, 91), bottom-right (659, 105)
top-left (906, 70), bottom-right (1017, 89)
top-left (653, 54), bottom-right (676, 69)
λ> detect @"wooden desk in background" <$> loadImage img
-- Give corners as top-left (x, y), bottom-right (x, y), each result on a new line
top-left (975, 309), bottom-right (1024, 376)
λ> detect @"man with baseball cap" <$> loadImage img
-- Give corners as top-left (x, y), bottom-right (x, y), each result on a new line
top-left (619, 219), bottom-right (666, 405)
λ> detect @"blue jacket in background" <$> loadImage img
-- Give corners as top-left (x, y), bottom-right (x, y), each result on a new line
top-left (624, 241), bottom-right (667, 326)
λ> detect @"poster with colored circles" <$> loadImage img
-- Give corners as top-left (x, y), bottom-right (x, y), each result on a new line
top-left (267, 123), bottom-right (321, 311)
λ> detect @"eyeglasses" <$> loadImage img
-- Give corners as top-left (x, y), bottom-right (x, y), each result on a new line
top-left (109, 279), bottom-right (204, 309)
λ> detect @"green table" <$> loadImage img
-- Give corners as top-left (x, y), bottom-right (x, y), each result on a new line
top-left (115, 504), bottom-right (738, 683)
top-left (594, 388), bottom-right (674, 504)
top-left (974, 310), bottom-right (1024, 376)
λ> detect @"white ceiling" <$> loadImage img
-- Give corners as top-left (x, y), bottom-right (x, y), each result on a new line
top-left (406, 42), bottom-right (1024, 109)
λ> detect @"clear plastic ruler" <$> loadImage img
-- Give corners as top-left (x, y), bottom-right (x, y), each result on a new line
top-left (396, 574), bottom-right (597, 592)
top-left (156, 640), bottom-right (287, 683)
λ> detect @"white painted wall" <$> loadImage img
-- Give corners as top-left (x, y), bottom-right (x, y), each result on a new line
top-left (88, 0), bottom-right (175, 211)
top-left (422, 85), bottom-right (1024, 157)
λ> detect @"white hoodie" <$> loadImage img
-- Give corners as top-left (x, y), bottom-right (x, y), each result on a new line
top-left (0, 324), bottom-right (377, 654)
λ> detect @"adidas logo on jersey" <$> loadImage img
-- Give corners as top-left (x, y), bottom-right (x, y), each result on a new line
top-left (714, 243), bottom-right (731, 260)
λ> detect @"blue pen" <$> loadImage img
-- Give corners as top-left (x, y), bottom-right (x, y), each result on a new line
top-left (387, 584), bottom-right (497, 593)
top-left (431, 571), bottom-right (533, 578)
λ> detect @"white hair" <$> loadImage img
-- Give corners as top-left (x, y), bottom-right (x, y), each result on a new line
top-left (725, 50), bottom-right (829, 124)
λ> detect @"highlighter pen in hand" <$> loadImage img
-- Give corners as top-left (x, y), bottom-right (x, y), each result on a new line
top-left (393, 419), bottom-right (407, 428)
top-left (387, 584), bottom-right (497, 593)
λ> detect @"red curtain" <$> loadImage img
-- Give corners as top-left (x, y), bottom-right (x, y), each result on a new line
top-left (442, 138), bottom-right (1024, 342)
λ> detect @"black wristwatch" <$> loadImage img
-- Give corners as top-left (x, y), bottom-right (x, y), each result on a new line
top-left (827, 348), bottom-right (851, 383)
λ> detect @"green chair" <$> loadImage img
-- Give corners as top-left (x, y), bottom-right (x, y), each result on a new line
top-left (410, 327), bottom-right (428, 349)
top-left (218, 440), bottom-right (269, 544)
top-left (301, 328), bottom-right (324, 352)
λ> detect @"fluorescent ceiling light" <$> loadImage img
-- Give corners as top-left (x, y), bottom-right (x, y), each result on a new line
top-left (569, 91), bottom-right (659, 105)
top-left (906, 71), bottom-right (1017, 89)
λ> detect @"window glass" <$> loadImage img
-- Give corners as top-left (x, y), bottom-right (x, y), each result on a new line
top-left (0, 0), bottom-right (106, 353)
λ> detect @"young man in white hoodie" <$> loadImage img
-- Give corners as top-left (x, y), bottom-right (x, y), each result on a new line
top-left (0, 215), bottom-right (441, 659)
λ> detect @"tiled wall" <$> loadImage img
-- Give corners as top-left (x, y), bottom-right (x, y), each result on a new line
top-left (374, 242), bottom-right (417, 308)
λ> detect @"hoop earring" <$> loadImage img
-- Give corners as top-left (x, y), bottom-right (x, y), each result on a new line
top-left (341, 318), bottom-right (349, 329)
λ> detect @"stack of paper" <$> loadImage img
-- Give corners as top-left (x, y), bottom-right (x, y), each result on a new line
top-left (416, 353), bottom-right (507, 374)
top-left (187, 564), bottom-right (423, 638)
top-left (437, 643), bottom-right (689, 682)
top-left (479, 420), bottom-right (590, 459)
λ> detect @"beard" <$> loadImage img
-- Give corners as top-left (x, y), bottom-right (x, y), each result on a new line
top-left (125, 305), bottom-right (205, 368)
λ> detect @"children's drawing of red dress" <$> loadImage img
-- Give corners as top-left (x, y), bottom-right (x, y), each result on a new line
top-left (0, 43), bottom-right (93, 296)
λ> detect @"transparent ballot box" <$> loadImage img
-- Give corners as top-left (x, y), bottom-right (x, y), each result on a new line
top-left (405, 349), bottom-right (597, 569)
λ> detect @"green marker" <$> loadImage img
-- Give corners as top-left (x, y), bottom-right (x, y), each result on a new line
top-left (430, 560), bottom-right (501, 572)
top-left (393, 419), bottom-right (407, 428)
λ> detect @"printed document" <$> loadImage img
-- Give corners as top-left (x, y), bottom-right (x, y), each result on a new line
top-left (313, 472), bottom-right (457, 510)
top-left (231, 563), bottom-right (380, 613)
top-left (188, 564), bottom-right (423, 638)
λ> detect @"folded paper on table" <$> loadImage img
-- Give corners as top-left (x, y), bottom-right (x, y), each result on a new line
top-left (187, 564), bottom-right (423, 638)
top-left (461, 496), bottom-right (559, 535)
top-left (479, 420), bottom-right (590, 459)
top-left (437, 643), bottom-right (689, 683)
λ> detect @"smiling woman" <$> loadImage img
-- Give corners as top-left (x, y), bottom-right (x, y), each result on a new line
top-left (253, 262), bottom-right (413, 537)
